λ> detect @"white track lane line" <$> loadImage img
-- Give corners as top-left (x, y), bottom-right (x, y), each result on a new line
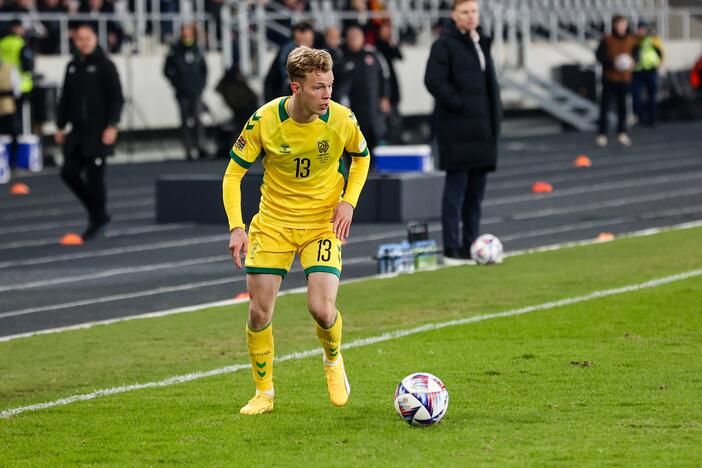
top-left (2, 186), bottom-right (154, 209)
top-left (0, 224), bottom-right (191, 251)
top-left (0, 205), bottom-right (702, 319)
top-left (0, 197), bottom-right (154, 222)
top-left (492, 152), bottom-right (702, 186)
top-left (2, 266), bottom-right (701, 419)
top-left (0, 211), bottom-right (154, 235)
top-left (3, 179), bottom-right (702, 267)
top-left (2, 219), bottom-right (701, 342)
top-left (0, 257), bottom-right (372, 319)
top-left (484, 170), bottom-right (702, 207)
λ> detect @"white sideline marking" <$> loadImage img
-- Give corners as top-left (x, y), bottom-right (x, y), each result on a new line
top-left (2, 220), bottom-right (701, 340)
top-left (2, 266), bottom-right (701, 419)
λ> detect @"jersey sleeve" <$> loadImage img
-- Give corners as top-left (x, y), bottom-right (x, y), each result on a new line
top-left (228, 110), bottom-right (264, 169)
top-left (222, 159), bottom-right (248, 231)
top-left (342, 112), bottom-right (370, 208)
top-left (344, 112), bottom-right (369, 157)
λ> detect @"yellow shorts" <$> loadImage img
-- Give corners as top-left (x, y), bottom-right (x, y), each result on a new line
top-left (245, 214), bottom-right (342, 278)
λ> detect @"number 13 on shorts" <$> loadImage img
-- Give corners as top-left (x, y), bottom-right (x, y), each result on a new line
top-left (301, 234), bottom-right (343, 277)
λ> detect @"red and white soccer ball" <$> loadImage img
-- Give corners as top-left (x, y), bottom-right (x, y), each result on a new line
top-left (394, 372), bottom-right (449, 426)
top-left (470, 234), bottom-right (504, 265)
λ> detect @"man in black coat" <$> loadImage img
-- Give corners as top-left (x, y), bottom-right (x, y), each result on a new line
top-left (340, 24), bottom-right (391, 161)
top-left (56, 23), bottom-right (124, 241)
top-left (164, 23), bottom-right (209, 160)
top-left (424, 0), bottom-right (501, 262)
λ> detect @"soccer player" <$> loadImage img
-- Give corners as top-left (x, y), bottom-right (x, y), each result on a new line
top-left (222, 46), bottom-right (370, 415)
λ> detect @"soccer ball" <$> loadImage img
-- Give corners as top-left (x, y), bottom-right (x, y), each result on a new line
top-left (393, 372), bottom-right (449, 426)
top-left (470, 234), bottom-right (504, 265)
top-left (614, 53), bottom-right (634, 71)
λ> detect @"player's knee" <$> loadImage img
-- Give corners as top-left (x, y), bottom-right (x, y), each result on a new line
top-left (307, 296), bottom-right (335, 326)
top-left (248, 300), bottom-right (273, 328)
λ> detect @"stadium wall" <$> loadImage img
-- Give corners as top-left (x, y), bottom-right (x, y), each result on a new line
top-left (35, 40), bottom-right (702, 131)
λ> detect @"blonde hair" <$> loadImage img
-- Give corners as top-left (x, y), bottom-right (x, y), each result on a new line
top-left (286, 46), bottom-right (333, 84)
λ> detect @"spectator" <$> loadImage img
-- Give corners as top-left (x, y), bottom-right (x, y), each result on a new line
top-left (632, 21), bottom-right (663, 126)
top-left (424, 0), bottom-right (502, 263)
top-left (214, 65), bottom-right (258, 156)
top-left (375, 20), bottom-right (402, 141)
top-left (340, 23), bottom-right (390, 159)
top-left (323, 25), bottom-right (347, 102)
top-left (80, 0), bottom-right (125, 53)
top-left (263, 21), bottom-right (314, 101)
top-left (595, 15), bottom-right (637, 147)
top-left (0, 20), bottom-right (33, 164)
top-left (38, 0), bottom-right (69, 55)
top-left (164, 23), bottom-right (209, 160)
top-left (0, 54), bottom-right (20, 165)
top-left (56, 24), bottom-right (124, 241)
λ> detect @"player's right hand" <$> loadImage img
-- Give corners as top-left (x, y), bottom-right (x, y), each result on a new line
top-left (228, 227), bottom-right (249, 269)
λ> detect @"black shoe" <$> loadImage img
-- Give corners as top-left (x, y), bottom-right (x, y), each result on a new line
top-left (82, 215), bottom-right (111, 241)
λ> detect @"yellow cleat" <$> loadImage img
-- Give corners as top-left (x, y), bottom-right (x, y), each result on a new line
top-left (239, 393), bottom-right (274, 415)
top-left (324, 354), bottom-right (350, 407)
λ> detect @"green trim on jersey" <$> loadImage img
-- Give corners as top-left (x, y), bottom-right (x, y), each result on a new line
top-left (320, 106), bottom-right (331, 123)
top-left (229, 149), bottom-right (253, 169)
top-left (347, 148), bottom-right (369, 157)
top-left (278, 97), bottom-right (290, 123)
top-left (304, 266), bottom-right (341, 278)
top-left (245, 267), bottom-right (288, 277)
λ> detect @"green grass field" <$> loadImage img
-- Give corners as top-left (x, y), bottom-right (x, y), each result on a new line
top-left (2, 227), bottom-right (702, 466)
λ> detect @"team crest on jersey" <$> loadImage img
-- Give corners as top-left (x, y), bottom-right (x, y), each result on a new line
top-left (280, 143), bottom-right (291, 153)
top-left (318, 140), bottom-right (330, 154)
top-left (234, 135), bottom-right (247, 151)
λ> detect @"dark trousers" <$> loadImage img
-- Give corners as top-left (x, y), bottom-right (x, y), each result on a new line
top-left (632, 69), bottom-right (658, 125)
top-left (442, 169), bottom-right (488, 251)
top-left (60, 156), bottom-right (108, 223)
top-left (598, 79), bottom-right (629, 135)
top-left (177, 95), bottom-right (205, 159)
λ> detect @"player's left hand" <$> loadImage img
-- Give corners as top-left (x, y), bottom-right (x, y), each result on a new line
top-left (102, 126), bottom-right (118, 145)
top-left (331, 201), bottom-right (354, 240)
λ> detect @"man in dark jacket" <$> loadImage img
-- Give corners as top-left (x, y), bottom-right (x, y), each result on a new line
top-left (424, 0), bottom-right (501, 262)
top-left (340, 24), bottom-right (391, 160)
top-left (164, 23), bottom-right (208, 160)
top-left (56, 23), bottom-right (124, 241)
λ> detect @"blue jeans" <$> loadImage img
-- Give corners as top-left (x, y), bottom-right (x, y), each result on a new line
top-left (442, 169), bottom-right (488, 252)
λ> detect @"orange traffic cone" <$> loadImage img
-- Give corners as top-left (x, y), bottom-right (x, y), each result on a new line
top-left (10, 182), bottom-right (30, 195)
top-left (59, 233), bottom-right (84, 245)
top-left (234, 292), bottom-right (250, 300)
top-left (531, 181), bottom-right (553, 193)
top-left (574, 155), bottom-right (592, 167)
top-left (597, 232), bottom-right (615, 241)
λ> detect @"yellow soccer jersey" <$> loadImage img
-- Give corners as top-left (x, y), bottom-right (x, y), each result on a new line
top-left (227, 97), bottom-right (369, 228)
